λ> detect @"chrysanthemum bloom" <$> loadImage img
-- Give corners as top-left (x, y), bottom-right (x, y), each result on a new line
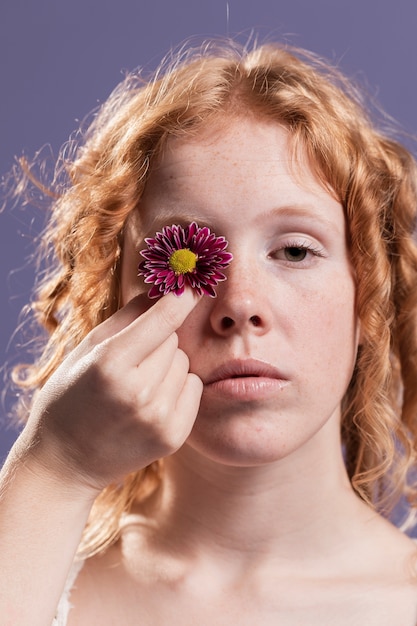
top-left (138, 222), bottom-right (233, 298)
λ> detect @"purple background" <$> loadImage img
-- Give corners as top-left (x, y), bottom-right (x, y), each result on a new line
top-left (1, 0), bottom-right (417, 461)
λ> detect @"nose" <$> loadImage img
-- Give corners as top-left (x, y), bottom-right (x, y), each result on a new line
top-left (209, 254), bottom-right (272, 336)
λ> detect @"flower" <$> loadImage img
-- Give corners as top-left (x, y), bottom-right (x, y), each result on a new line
top-left (138, 222), bottom-right (233, 298)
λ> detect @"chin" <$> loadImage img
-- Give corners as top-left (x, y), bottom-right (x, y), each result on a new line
top-left (183, 416), bottom-right (301, 468)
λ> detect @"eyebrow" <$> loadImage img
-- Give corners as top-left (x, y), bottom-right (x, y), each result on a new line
top-left (141, 203), bottom-right (344, 237)
top-left (258, 204), bottom-right (344, 235)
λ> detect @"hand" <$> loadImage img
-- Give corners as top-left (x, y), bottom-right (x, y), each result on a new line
top-left (21, 289), bottom-right (203, 495)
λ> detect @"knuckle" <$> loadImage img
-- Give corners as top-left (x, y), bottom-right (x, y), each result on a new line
top-left (141, 404), bottom-right (185, 453)
top-left (135, 383), bottom-right (154, 407)
top-left (144, 395), bottom-right (172, 427)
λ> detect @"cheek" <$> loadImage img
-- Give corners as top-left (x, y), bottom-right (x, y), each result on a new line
top-left (302, 278), bottom-right (359, 380)
top-left (176, 305), bottom-right (207, 354)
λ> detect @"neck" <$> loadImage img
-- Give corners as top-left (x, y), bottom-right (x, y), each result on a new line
top-left (143, 417), bottom-right (371, 566)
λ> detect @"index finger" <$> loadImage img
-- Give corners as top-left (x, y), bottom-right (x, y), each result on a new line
top-left (114, 288), bottom-right (202, 360)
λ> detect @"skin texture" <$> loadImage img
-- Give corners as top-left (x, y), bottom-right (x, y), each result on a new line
top-left (122, 117), bottom-right (359, 468)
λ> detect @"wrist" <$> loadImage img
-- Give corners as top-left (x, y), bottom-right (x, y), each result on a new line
top-left (6, 429), bottom-right (101, 507)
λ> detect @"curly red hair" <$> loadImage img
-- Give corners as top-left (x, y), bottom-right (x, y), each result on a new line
top-left (7, 39), bottom-right (417, 555)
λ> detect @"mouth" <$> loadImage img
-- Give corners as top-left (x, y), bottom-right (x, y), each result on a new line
top-left (204, 358), bottom-right (287, 384)
top-left (203, 358), bottom-right (289, 401)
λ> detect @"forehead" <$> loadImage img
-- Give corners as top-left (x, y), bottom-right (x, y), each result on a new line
top-left (152, 118), bottom-right (294, 182)
top-left (138, 116), bottom-right (342, 232)
top-left (147, 117), bottom-right (332, 193)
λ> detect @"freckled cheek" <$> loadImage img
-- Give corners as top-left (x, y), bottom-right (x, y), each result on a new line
top-left (302, 286), bottom-right (358, 370)
top-left (176, 308), bottom-right (205, 351)
top-left (176, 303), bottom-right (216, 367)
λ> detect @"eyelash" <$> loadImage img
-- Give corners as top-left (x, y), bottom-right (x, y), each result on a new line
top-left (269, 239), bottom-right (326, 266)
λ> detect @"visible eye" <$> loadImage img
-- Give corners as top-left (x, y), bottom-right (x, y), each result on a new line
top-left (269, 239), bottom-right (326, 267)
top-left (283, 246), bottom-right (308, 262)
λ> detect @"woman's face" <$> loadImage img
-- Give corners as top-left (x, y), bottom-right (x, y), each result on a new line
top-left (121, 117), bottom-right (359, 467)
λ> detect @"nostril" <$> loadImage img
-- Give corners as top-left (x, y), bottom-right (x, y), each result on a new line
top-left (221, 316), bottom-right (234, 330)
top-left (220, 315), bottom-right (261, 330)
top-left (249, 315), bottom-right (261, 327)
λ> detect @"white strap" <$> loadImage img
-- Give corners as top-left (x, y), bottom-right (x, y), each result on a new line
top-left (52, 559), bottom-right (85, 626)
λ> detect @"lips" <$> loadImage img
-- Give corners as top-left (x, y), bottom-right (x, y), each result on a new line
top-left (204, 359), bottom-right (287, 385)
top-left (202, 358), bottom-right (289, 401)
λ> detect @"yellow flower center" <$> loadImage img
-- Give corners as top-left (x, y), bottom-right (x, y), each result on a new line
top-left (169, 248), bottom-right (198, 274)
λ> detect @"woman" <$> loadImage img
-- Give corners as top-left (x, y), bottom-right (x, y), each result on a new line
top-left (1, 39), bottom-right (417, 625)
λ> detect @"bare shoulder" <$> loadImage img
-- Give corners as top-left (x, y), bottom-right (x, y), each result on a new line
top-left (347, 516), bottom-right (417, 625)
top-left (366, 514), bottom-right (417, 574)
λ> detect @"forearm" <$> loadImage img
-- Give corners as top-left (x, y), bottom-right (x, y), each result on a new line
top-left (0, 439), bottom-right (95, 626)
top-left (0, 291), bottom-right (202, 625)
